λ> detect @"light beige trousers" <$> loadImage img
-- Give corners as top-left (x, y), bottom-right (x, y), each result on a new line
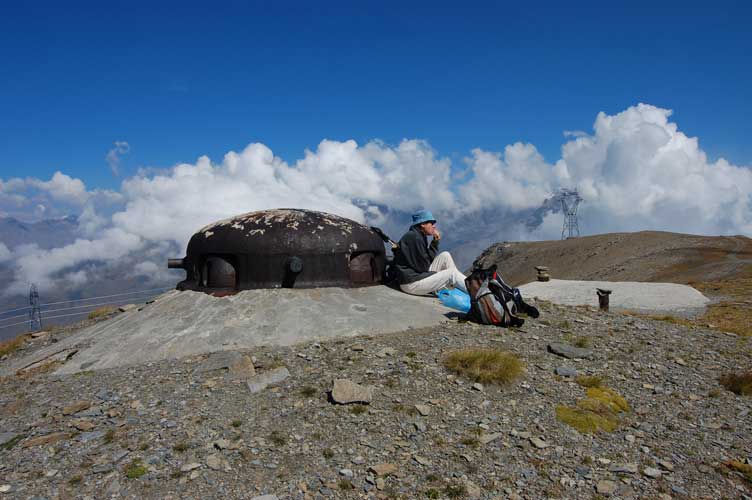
top-left (400, 251), bottom-right (468, 296)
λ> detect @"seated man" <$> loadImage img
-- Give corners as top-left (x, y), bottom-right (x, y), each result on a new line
top-left (393, 209), bottom-right (467, 295)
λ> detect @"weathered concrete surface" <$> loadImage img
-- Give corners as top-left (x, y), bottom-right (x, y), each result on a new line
top-left (2, 287), bottom-right (453, 376)
top-left (518, 279), bottom-right (709, 314)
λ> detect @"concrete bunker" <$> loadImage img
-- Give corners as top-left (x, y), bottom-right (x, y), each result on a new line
top-left (168, 209), bottom-right (386, 293)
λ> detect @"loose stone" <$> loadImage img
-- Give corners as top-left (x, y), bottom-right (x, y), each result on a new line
top-left (596, 480), bottom-right (618, 495)
top-left (643, 467), bottom-right (662, 479)
top-left (62, 400), bottom-right (91, 415)
top-left (247, 367), bottom-right (290, 394)
top-left (331, 379), bottom-right (373, 404)
top-left (368, 463), bottom-right (397, 477)
top-left (547, 342), bottom-right (593, 359)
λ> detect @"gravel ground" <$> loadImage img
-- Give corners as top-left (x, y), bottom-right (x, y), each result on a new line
top-left (0, 300), bottom-right (750, 499)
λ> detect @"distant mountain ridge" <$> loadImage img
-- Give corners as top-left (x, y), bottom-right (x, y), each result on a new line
top-left (0, 215), bottom-right (79, 250)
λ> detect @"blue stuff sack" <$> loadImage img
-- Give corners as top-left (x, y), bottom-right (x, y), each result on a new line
top-left (437, 288), bottom-right (471, 313)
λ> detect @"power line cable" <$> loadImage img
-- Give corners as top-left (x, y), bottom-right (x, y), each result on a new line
top-left (37, 287), bottom-right (171, 307)
top-left (0, 288), bottom-right (181, 331)
top-left (0, 294), bottom-right (164, 324)
top-left (0, 310), bottom-right (102, 329)
top-left (0, 286), bottom-right (171, 316)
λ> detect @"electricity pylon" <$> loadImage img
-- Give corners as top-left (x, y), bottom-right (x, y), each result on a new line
top-left (560, 188), bottom-right (583, 240)
top-left (28, 284), bottom-right (42, 332)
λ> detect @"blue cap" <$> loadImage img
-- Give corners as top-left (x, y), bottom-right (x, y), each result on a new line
top-left (411, 209), bottom-right (436, 225)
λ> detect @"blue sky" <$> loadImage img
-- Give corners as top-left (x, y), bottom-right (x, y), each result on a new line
top-left (1, 1), bottom-right (751, 190)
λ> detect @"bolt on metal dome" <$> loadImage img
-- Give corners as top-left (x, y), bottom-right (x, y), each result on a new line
top-left (168, 209), bottom-right (386, 293)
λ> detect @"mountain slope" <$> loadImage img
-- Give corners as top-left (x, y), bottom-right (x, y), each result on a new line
top-left (472, 231), bottom-right (752, 286)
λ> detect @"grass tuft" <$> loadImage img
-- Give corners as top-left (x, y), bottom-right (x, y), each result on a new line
top-left (173, 441), bottom-right (189, 452)
top-left (88, 306), bottom-right (116, 320)
top-left (269, 430), bottom-right (286, 446)
top-left (393, 404), bottom-right (419, 416)
top-left (0, 433), bottom-right (25, 450)
top-left (231, 419), bottom-right (243, 428)
top-left (349, 404), bottom-right (367, 415)
top-left (575, 375), bottom-right (604, 388)
top-left (556, 385), bottom-right (629, 434)
top-left (555, 406), bottom-right (619, 433)
top-left (124, 459), bottom-right (147, 479)
top-left (573, 336), bottom-right (590, 348)
top-left (300, 386), bottom-right (317, 397)
top-left (719, 371), bottom-right (752, 396)
top-left (443, 348), bottom-right (524, 385)
top-left (322, 448), bottom-right (334, 459)
top-left (585, 387), bottom-right (630, 412)
top-left (460, 436), bottom-right (480, 448)
top-left (0, 334), bottom-right (27, 357)
top-left (103, 429), bottom-right (116, 444)
top-left (724, 460), bottom-right (752, 483)
top-left (338, 479), bottom-right (355, 490)
top-left (444, 484), bottom-right (468, 498)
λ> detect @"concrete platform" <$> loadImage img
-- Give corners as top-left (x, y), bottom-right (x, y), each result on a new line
top-left (3, 287), bottom-right (454, 375)
top-left (518, 279), bottom-right (709, 315)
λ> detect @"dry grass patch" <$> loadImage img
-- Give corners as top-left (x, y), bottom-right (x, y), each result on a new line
top-left (88, 306), bottom-right (116, 320)
top-left (575, 375), bottom-right (604, 388)
top-left (724, 460), bottom-right (752, 483)
top-left (701, 302), bottom-right (752, 337)
top-left (124, 459), bottom-right (147, 479)
top-left (556, 406), bottom-right (619, 434)
top-left (719, 371), bottom-right (752, 396)
top-left (349, 404), bottom-right (368, 415)
top-left (443, 348), bottom-right (525, 385)
top-left (585, 387), bottom-right (630, 412)
top-left (573, 336), bottom-right (591, 348)
top-left (0, 334), bottom-right (27, 357)
top-left (622, 310), bottom-right (694, 328)
top-left (693, 276), bottom-right (752, 336)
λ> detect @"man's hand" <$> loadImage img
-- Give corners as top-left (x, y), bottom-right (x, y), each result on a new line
top-left (432, 228), bottom-right (441, 241)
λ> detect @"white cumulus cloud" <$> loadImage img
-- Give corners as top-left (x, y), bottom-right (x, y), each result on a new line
top-left (1, 103), bottom-right (751, 298)
top-left (106, 141), bottom-right (130, 176)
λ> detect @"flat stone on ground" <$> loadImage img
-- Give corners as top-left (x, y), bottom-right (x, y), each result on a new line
top-left (596, 480), bottom-right (618, 495)
top-left (22, 432), bottom-right (72, 448)
top-left (196, 351), bottom-right (244, 373)
top-left (62, 400), bottom-right (91, 415)
top-left (0, 432), bottom-right (19, 447)
top-left (555, 366), bottom-right (578, 377)
top-left (331, 379), bottom-right (372, 404)
top-left (547, 342), bottom-right (593, 359)
top-left (368, 463), bottom-right (397, 476)
top-left (246, 367), bottom-right (290, 394)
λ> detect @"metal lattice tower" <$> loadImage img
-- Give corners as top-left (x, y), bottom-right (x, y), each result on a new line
top-left (28, 284), bottom-right (42, 332)
top-left (560, 188), bottom-right (583, 240)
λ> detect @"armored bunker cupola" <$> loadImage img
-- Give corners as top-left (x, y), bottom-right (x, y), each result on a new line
top-left (168, 209), bottom-right (386, 293)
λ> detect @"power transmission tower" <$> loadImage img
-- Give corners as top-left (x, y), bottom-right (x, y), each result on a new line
top-left (28, 284), bottom-right (42, 332)
top-left (560, 188), bottom-right (583, 240)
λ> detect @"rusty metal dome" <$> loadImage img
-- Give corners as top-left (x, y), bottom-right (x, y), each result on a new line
top-left (168, 209), bottom-right (386, 293)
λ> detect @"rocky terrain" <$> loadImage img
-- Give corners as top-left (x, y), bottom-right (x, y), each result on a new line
top-left (1, 299), bottom-right (750, 499)
top-left (473, 231), bottom-right (752, 287)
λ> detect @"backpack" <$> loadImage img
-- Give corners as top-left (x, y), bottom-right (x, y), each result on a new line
top-left (465, 265), bottom-right (539, 327)
top-left (371, 226), bottom-right (401, 287)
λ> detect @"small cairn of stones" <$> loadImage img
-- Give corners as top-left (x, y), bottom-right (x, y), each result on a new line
top-left (535, 266), bottom-right (551, 282)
